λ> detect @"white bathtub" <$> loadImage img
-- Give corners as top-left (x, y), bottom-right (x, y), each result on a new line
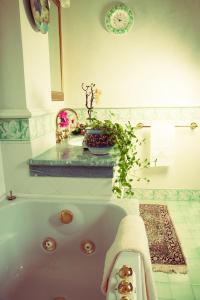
top-left (0, 196), bottom-right (128, 300)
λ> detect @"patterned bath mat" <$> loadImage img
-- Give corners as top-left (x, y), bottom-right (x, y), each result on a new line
top-left (139, 204), bottom-right (187, 273)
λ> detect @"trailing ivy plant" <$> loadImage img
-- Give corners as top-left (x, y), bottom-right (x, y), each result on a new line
top-left (86, 117), bottom-right (150, 199)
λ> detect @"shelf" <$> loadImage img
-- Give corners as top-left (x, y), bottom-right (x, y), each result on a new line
top-left (29, 137), bottom-right (117, 178)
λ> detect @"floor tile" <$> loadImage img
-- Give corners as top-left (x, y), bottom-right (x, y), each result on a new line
top-left (170, 283), bottom-right (195, 300)
top-left (153, 272), bottom-right (170, 283)
top-left (156, 282), bottom-right (173, 299)
top-left (168, 273), bottom-right (190, 284)
top-left (192, 285), bottom-right (200, 300)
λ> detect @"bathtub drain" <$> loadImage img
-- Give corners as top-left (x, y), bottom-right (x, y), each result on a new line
top-left (80, 240), bottom-right (96, 255)
top-left (42, 237), bottom-right (57, 252)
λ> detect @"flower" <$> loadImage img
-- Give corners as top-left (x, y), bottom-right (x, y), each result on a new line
top-left (58, 111), bottom-right (69, 128)
top-left (94, 88), bottom-right (102, 104)
top-left (59, 111), bottom-right (68, 119)
top-left (59, 120), bottom-right (69, 128)
top-left (71, 123), bottom-right (86, 135)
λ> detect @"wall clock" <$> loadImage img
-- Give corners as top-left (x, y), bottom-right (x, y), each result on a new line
top-left (105, 3), bottom-right (134, 34)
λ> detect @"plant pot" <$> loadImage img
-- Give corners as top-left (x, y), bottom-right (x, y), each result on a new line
top-left (84, 129), bottom-right (115, 155)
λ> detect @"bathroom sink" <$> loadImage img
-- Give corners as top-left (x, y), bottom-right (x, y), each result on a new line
top-left (67, 135), bottom-right (84, 147)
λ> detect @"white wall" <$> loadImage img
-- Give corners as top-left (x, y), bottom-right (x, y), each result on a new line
top-left (62, 0), bottom-right (200, 108)
top-left (60, 0), bottom-right (200, 191)
top-left (0, 0), bottom-right (64, 117)
top-left (0, 0), bottom-right (27, 113)
top-left (134, 123), bottom-right (200, 189)
top-left (0, 146), bottom-right (5, 198)
top-left (18, 0), bottom-right (63, 114)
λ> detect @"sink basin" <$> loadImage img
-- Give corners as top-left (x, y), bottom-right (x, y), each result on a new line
top-left (68, 136), bottom-right (84, 147)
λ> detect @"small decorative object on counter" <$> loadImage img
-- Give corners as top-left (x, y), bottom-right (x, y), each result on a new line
top-left (71, 123), bottom-right (86, 136)
top-left (56, 108), bottom-right (78, 143)
top-left (58, 111), bottom-right (69, 128)
top-left (85, 128), bottom-right (116, 155)
top-left (82, 83), bottom-right (102, 120)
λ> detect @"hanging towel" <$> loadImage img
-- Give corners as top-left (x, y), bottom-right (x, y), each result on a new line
top-left (150, 121), bottom-right (174, 167)
top-left (101, 215), bottom-right (157, 300)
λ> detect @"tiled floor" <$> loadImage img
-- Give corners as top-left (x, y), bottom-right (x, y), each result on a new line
top-left (139, 199), bottom-right (200, 300)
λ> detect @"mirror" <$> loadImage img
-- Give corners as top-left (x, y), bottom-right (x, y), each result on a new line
top-left (48, 0), bottom-right (64, 101)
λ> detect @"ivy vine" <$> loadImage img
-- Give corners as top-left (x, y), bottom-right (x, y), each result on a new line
top-left (86, 118), bottom-right (150, 199)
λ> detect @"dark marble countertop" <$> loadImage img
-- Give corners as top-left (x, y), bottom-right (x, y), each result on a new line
top-left (29, 136), bottom-right (117, 178)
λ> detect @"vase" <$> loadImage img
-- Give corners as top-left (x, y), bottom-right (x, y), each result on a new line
top-left (84, 129), bottom-right (115, 155)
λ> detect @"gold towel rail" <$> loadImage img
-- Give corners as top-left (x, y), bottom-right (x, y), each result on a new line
top-left (136, 122), bottom-right (198, 129)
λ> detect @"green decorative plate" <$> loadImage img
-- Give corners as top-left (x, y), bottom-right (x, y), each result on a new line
top-left (105, 3), bottom-right (134, 35)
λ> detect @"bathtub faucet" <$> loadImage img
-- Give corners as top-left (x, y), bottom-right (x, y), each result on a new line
top-left (118, 265), bottom-right (133, 279)
top-left (7, 190), bottom-right (16, 201)
top-left (115, 265), bottom-right (133, 297)
top-left (59, 209), bottom-right (73, 224)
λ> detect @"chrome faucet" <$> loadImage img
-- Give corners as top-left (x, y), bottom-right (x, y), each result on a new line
top-left (7, 190), bottom-right (16, 200)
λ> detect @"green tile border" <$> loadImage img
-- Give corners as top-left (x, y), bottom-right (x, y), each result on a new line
top-left (0, 114), bottom-right (55, 141)
top-left (0, 118), bottom-right (30, 141)
top-left (1, 107), bottom-right (200, 141)
top-left (133, 189), bottom-right (200, 202)
top-left (75, 107), bottom-right (200, 123)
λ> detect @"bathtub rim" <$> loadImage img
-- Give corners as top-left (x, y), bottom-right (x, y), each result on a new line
top-left (0, 193), bottom-right (139, 216)
top-left (1, 193), bottom-right (115, 202)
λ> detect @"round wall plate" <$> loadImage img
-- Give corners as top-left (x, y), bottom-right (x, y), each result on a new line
top-left (105, 3), bottom-right (134, 35)
top-left (30, 0), bottom-right (50, 34)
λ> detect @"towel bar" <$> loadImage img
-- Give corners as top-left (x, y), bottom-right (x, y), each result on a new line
top-left (136, 122), bottom-right (198, 129)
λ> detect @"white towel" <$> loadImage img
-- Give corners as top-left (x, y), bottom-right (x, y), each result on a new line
top-left (101, 215), bottom-right (157, 300)
top-left (111, 197), bottom-right (140, 215)
top-left (150, 121), bottom-right (174, 167)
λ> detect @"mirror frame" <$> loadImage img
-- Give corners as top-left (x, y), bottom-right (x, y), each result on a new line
top-left (50, 0), bottom-right (64, 101)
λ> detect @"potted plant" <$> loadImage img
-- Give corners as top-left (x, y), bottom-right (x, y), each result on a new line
top-left (84, 118), bottom-right (116, 155)
top-left (81, 83), bottom-right (149, 198)
top-left (84, 117), bottom-right (149, 199)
